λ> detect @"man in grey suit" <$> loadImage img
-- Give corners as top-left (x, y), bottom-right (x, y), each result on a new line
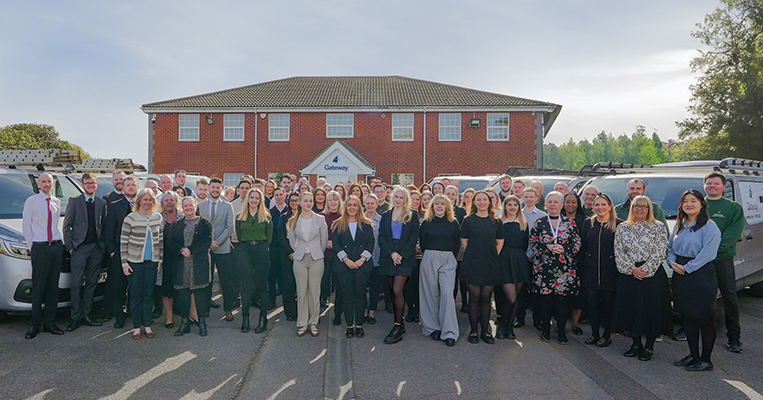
top-left (199, 177), bottom-right (237, 320)
top-left (63, 173), bottom-right (106, 331)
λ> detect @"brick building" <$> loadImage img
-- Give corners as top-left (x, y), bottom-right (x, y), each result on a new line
top-left (141, 76), bottom-right (561, 187)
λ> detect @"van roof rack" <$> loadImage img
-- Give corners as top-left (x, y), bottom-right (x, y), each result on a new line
top-left (588, 158), bottom-right (763, 176)
top-left (504, 166), bottom-right (579, 177)
top-left (0, 149), bottom-right (145, 173)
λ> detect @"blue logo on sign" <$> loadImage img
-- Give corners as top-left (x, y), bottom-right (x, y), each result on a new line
top-left (750, 187), bottom-right (754, 198)
top-left (333, 156), bottom-right (340, 163)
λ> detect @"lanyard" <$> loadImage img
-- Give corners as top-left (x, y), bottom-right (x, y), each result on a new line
top-left (548, 216), bottom-right (561, 244)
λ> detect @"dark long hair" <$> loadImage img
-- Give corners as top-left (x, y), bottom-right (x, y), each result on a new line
top-left (561, 192), bottom-right (586, 220)
top-left (676, 189), bottom-right (709, 234)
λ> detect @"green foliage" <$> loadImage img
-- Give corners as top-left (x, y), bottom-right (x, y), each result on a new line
top-left (0, 123), bottom-right (90, 157)
top-left (677, 0), bottom-right (763, 159)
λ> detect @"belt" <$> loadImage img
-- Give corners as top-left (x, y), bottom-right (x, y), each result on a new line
top-left (244, 240), bottom-right (265, 245)
top-left (33, 240), bottom-right (62, 246)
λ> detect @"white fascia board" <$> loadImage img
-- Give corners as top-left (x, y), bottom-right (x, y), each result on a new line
top-left (141, 106), bottom-right (558, 114)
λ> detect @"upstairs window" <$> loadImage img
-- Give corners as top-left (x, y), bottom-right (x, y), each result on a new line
top-left (438, 113), bottom-right (461, 141)
top-left (178, 114), bottom-right (199, 141)
top-left (487, 113), bottom-right (509, 141)
top-left (392, 113), bottom-right (414, 141)
top-left (327, 114), bottom-right (354, 138)
top-left (224, 114), bottom-right (245, 141)
top-left (269, 114), bottom-right (290, 141)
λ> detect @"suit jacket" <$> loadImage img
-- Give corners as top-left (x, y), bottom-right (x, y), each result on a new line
top-left (333, 221), bottom-right (375, 274)
top-left (287, 214), bottom-right (328, 261)
top-left (378, 209), bottom-right (419, 269)
top-left (103, 191), bottom-right (124, 204)
top-left (63, 194), bottom-right (106, 252)
top-left (103, 197), bottom-right (132, 255)
top-left (198, 198), bottom-right (235, 254)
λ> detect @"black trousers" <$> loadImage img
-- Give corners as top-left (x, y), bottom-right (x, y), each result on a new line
top-left (404, 260), bottom-right (420, 315)
top-left (104, 251), bottom-right (128, 317)
top-left (268, 244), bottom-right (282, 302)
top-left (30, 242), bottom-right (63, 327)
top-left (322, 257), bottom-right (343, 315)
top-left (238, 241), bottom-right (270, 317)
top-left (586, 288), bottom-right (615, 340)
top-left (367, 268), bottom-right (390, 311)
top-left (280, 250), bottom-right (297, 319)
top-left (336, 270), bottom-right (372, 326)
top-left (514, 283), bottom-right (532, 323)
top-left (211, 252), bottom-right (238, 312)
top-left (69, 242), bottom-right (103, 320)
top-left (537, 293), bottom-right (569, 335)
top-left (714, 258), bottom-right (741, 342)
top-left (176, 287), bottom-right (209, 318)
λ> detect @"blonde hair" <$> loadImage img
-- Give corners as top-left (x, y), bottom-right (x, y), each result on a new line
top-left (238, 188), bottom-right (271, 223)
top-left (287, 191), bottom-right (314, 231)
top-left (133, 188), bottom-right (157, 212)
top-left (626, 195), bottom-right (656, 226)
top-left (390, 187), bottom-right (413, 223)
top-left (324, 190), bottom-right (343, 214)
top-left (425, 194), bottom-right (454, 222)
top-left (332, 195), bottom-right (373, 233)
top-left (501, 195), bottom-right (527, 230)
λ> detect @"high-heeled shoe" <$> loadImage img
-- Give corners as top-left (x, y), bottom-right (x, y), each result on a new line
top-left (241, 317), bottom-right (251, 333)
top-left (198, 318), bottom-right (208, 337)
top-left (174, 318), bottom-right (191, 337)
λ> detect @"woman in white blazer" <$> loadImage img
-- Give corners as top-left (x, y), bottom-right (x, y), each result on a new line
top-left (287, 191), bottom-right (329, 337)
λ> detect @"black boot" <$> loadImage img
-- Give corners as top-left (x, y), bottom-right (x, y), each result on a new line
top-left (384, 323), bottom-right (405, 344)
top-left (495, 321), bottom-right (508, 339)
top-left (174, 318), bottom-right (191, 337)
top-left (241, 316), bottom-right (251, 333)
top-left (198, 318), bottom-right (208, 337)
top-left (254, 315), bottom-right (268, 334)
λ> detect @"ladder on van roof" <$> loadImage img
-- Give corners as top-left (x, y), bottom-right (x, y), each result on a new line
top-left (0, 149), bottom-right (145, 172)
top-left (586, 158), bottom-right (763, 176)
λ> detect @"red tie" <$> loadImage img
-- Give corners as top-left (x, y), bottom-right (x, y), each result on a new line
top-left (47, 198), bottom-right (53, 242)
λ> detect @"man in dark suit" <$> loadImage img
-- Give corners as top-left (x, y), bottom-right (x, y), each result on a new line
top-left (104, 171), bottom-right (126, 203)
top-left (63, 173), bottom-right (106, 331)
top-left (102, 175), bottom-right (139, 328)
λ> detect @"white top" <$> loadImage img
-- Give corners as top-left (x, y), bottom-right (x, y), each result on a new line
top-left (349, 222), bottom-right (357, 240)
top-left (22, 191), bottom-right (63, 249)
top-left (301, 216), bottom-right (313, 254)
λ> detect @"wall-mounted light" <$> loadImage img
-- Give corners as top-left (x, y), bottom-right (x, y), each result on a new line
top-left (260, 113), bottom-right (267, 120)
top-left (381, 113), bottom-right (386, 118)
top-left (469, 118), bottom-right (481, 128)
top-left (151, 114), bottom-right (157, 125)
top-left (206, 115), bottom-right (214, 125)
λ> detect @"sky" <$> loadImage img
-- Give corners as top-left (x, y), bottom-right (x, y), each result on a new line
top-left (0, 0), bottom-right (721, 166)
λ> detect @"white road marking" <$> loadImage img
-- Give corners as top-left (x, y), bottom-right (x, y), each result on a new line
top-left (88, 331), bottom-right (109, 340)
top-left (24, 388), bottom-right (54, 400)
top-left (396, 381), bottom-right (406, 397)
top-left (337, 381), bottom-right (353, 400)
top-left (725, 380), bottom-right (763, 400)
top-left (99, 351), bottom-right (197, 400)
top-left (514, 339), bottom-right (523, 348)
top-left (178, 374), bottom-right (237, 400)
top-left (370, 346), bottom-right (376, 352)
top-left (309, 349), bottom-right (327, 364)
top-left (267, 306), bottom-right (284, 320)
top-left (266, 379), bottom-right (296, 400)
top-left (212, 294), bottom-right (222, 301)
top-left (320, 304), bottom-right (333, 318)
top-left (454, 381), bottom-right (462, 395)
top-left (115, 330), bottom-right (133, 339)
top-left (209, 357), bottom-right (216, 362)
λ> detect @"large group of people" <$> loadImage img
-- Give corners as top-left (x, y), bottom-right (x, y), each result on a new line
top-left (21, 169), bottom-right (744, 371)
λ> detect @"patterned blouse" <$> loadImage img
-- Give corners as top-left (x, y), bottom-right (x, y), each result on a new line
top-left (529, 215), bottom-right (581, 296)
top-left (614, 221), bottom-right (668, 278)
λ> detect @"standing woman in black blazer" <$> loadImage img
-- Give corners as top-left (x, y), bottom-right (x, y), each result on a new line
top-left (379, 187), bottom-right (420, 344)
top-left (332, 195), bottom-right (375, 338)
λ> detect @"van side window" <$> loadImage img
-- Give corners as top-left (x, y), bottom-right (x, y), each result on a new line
top-left (724, 181), bottom-right (734, 201)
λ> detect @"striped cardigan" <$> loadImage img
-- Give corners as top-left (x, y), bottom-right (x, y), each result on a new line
top-left (120, 211), bottom-right (164, 266)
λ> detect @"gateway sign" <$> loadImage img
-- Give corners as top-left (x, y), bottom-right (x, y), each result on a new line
top-left (301, 140), bottom-right (375, 177)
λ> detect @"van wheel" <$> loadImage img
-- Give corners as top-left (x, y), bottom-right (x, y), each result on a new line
top-left (749, 281), bottom-right (763, 297)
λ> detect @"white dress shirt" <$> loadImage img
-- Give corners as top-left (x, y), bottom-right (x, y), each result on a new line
top-left (22, 191), bottom-right (63, 249)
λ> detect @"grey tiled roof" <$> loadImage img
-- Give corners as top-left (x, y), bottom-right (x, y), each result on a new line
top-left (142, 76), bottom-right (559, 109)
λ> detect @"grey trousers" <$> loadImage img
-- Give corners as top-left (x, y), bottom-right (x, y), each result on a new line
top-left (69, 242), bottom-right (103, 320)
top-left (294, 253), bottom-right (324, 327)
top-left (419, 250), bottom-right (459, 340)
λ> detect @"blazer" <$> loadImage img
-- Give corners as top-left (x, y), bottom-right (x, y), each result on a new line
top-left (378, 209), bottom-right (420, 269)
top-left (103, 196), bottom-right (132, 255)
top-left (103, 191), bottom-right (124, 204)
top-left (287, 214), bottom-right (328, 261)
top-left (166, 217), bottom-right (213, 289)
top-left (198, 199), bottom-right (235, 254)
top-left (333, 221), bottom-right (375, 274)
top-left (63, 194), bottom-right (106, 252)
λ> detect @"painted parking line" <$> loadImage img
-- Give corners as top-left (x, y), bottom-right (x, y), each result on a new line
top-left (99, 351), bottom-right (197, 400)
top-left (266, 379), bottom-right (296, 400)
top-left (396, 381), bottom-right (406, 397)
top-left (454, 381), bottom-right (462, 395)
top-left (24, 388), bottom-right (54, 400)
top-left (179, 374), bottom-right (238, 400)
top-left (310, 349), bottom-right (326, 364)
top-left (725, 379), bottom-right (763, 400)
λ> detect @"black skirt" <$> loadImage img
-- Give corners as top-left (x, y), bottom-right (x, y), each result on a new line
top-left (611, 266), bottom-right (672, 338)
top-left (381, 239), bottom-right (415, 277)
top-left (671, 256), bottom-right (718, 320)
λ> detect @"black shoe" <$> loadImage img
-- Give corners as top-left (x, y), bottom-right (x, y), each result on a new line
top-left (80, 315), bottom-right (102, 327)
top-left (533, 321), bottom-right (543, 332)
top-left (431, 330), bottom-right (441, 341)
top-left (506, 326), bottom-right (516, 339)
top-left (100, 313), bottom-right (113, 323)
top-left (686, 361), bottom-right (713, 371)
top-left (558, 332), bottom-right (568, 345)
top-left (623, 345), bottom-right (640, 357)
top-left (25, 325), bottom-right (40, 339)
top-left (384, 324), bottom-right (405, 344)
top-left (468, 331), bottom-right (479, 344)
top-left (540, 332), bottom-right (550, 342)
top-left (114, 314), bottom-right (126, 329)
top-left (513, 318), bottom-right (524, 328)
top-left (43, 324), bottom-right (64, 335)
top-left (460, 305), bottom-right (468, 313)
top-left (726, 341), bottom-right (743, 353)
top-left (174, 318), bottom-right (191, 336)
top-left (638, 348), bottom-right (653, 361)
top-left (346, 327), bottom-right (355, 338)
top-left (495, 323), bottom-right (508, 340)
top-left (197, 317), bottom-right (207, 336)
top-left (241, 317), bottom-right (251, 333)
top-left (254, 315), bottom-right (268, 333)
top-left (165, 321), bottom-right (174, 329)
top-left (66, 320), bottom-right (81, 332)
top-left (385, 304), bottom-right (394, 314)
top-left (332, 313), bottom-right (343, 326)
top-left (445, 338), bottom-right (456, 346)
top-left (584, 336), bottom-right (599, 345)
top-left (597, 338), bottom-right (612, 347)
top-left (571, 325), bottom-right (583, 335)
top-left (286, 316), bottom-right (297, 322)
top-left (355, 327), bottom-right (365, 338)
top-left (672, 328), bottom-right (687, 341)
top-left (674, 355), bottom-right (697, 367)
top-left (209, 300), bottom-right (221, 309)
top-left (151, 308), bottom-right (162, 319)
top-left (405, 313), bottom-right (414, 322)
top-left (481, 332), bottom-right (495, 344)
top-left (366, 316), bottom-right (376, 325)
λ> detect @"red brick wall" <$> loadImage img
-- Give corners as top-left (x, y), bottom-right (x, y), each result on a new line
top-left (151, 111), bottom-right (539, 185)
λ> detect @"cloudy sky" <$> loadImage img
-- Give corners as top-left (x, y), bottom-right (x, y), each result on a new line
top-left (0, 0), bottom-right (720, 166)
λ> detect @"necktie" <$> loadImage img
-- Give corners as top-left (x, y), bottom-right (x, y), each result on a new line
top-left (46, 198), bottom-right (52, 242)
top-left (211, 201), bottom-right (217, 222)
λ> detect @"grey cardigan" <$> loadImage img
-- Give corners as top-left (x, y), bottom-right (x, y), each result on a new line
top-left (120, 211), bottom-right (164, 266)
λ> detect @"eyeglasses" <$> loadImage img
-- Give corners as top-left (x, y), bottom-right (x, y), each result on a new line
top-left (632, 205), bottom-right (649, 210)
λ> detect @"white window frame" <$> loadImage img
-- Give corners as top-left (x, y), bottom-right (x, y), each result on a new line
top-left (487, 113), bottom-right (510, 141)
top-left (178, 114), bottom-right (200, 141)
top-left (268, 114), bottom-right (290, 141)
top-left (391, 173), bottom-right (415, 186)
top-left (438, 113), bottom-right (461, 141)
top-left (391, 113), bottom-right (414, 141)
top-left (223, 173), bottom-right (245, 188)
top-left (326, 114), bottom-right (354, 138)
top-left (267, 173), bottom-right (280, 181)
top-left (223, 114), bottom-right (245, 142)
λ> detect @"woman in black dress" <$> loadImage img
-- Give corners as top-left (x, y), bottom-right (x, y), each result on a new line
top-left (379, 187), bottom-right (420, 344)
top-left (495, 195), bottom-right (530, 340)
top-left (461, 191), bottom-right (504, 344)
top-left (562, 192), bottom-right (587, 336)
top-left (580, 193), bottom-right (621, 347)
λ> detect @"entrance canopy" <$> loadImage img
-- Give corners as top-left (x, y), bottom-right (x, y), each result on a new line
top-left (300, 140), bottom-right (375, 183)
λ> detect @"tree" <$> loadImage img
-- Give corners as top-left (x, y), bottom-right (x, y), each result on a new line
top-left (678, 0), bottom-right (763, 160)
top-left (0, 123), bottom-right (90, 158)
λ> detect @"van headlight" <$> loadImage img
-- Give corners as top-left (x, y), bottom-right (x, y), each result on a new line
top-left (0, 237), bottom-right (30, 259)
